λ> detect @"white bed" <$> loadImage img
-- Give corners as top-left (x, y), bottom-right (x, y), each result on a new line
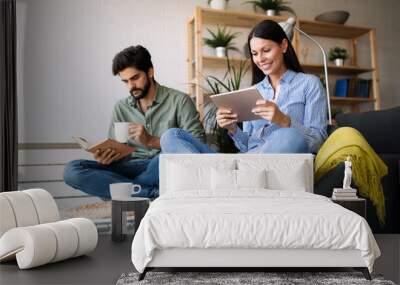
top-left (131, 154), bottom-right (380, 280)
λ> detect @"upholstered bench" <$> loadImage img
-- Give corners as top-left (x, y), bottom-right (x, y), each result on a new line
top-left (0, 189), bottom-right (98, 269)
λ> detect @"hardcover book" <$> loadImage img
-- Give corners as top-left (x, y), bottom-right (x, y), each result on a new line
top-left (72, 136), bottom-right (135, 159)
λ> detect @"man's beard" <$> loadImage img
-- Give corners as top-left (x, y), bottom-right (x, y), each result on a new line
top-left (130, 77), bottom-right (151, 101)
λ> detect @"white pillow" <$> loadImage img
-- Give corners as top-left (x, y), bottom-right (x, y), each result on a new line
top-left (266, 164), bottom-right (307, 191)
top-left (211, 168), bottom-right (236, 190)
top-left (238, 159), bottom-right (309, 192)
top-left (237, 169), bottom-right (267, 189)
top-left (167, 160), bottom-right (235, 192)
top-left (211, 168), bottom-right (267, 191)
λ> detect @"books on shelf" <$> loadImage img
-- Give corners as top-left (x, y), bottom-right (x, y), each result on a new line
top-left (332, 188), bottom-right (358, 200)
top-left (334, 78), bottom-right (371, 98)
top-left (355, 79), bottom-right (372, 98)
top-left (335, 78), bottom-right (351, 97)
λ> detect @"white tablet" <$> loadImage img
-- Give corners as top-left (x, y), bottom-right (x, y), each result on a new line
top-left (210, 87), bottom-right (264, 122)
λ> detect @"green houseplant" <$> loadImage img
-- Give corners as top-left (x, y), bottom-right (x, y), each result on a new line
top-left (244, 0), bottom-right (296, 16)
top-left (203, 26), bottom-right (240, 58)
top-left (202, 58), bottom-right (250, 153)
top-left (328, 47), bottom-right (348, 66)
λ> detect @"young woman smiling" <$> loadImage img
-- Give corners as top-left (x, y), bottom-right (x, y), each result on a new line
top-left (161, 20), bottom-right (328, 154)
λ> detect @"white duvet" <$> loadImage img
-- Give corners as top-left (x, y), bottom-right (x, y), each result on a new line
top-left (131, 190), bottom-right (380, 273)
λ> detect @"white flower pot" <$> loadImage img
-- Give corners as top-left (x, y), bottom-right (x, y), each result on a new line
top-left (209, 0), bottom-right (227, 10)
top-left (266, 9), bottom-right (277, 16)
top-left (215, 47), bottom-right (227, 58)
top-left (334, 58), bottom-right (344, 66)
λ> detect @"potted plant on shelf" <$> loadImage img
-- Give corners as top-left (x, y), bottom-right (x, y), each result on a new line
top-left (244, 0), bottom-right (295, 16)
top-left (208, 0), bottom-right (229, 10)
top-left (203, 26), bottom-right (240, 58)
top-left (202, 58), bottom-right (250, 153)
top-left (329, 47), bottom-right (348, 67)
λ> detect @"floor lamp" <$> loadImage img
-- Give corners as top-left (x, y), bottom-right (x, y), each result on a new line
top-left (279, 17), bottom-right (332, 125)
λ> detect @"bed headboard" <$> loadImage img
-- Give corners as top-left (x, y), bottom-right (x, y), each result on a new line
top-left (159, 154), bottom-right (314, 196)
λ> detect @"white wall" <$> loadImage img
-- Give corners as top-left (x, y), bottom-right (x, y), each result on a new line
top-left (16, 0), bottom-right (198, 143)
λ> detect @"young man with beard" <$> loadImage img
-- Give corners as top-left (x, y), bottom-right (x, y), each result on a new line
top-left (64, 45), bottom-right (205, 199)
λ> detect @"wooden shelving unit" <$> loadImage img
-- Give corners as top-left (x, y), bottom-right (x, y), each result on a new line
top-left (330, 96), bottom-right (376, 105)
top-left (298, 20), bottom-right (371, 39)
top-left (188, 7), bottom-right (380, 118)
top-left (297, 19), bottom-right (380, 113)
top-left (302, 64), bottom-right (374, 76)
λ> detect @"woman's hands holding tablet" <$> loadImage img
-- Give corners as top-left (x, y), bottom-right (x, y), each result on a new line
top-left (252, 100), bottom-right (291, 128)
top-left (216, 99), bottom-right (291, 135)
top-left (216, 107), bottom-right (238, 134)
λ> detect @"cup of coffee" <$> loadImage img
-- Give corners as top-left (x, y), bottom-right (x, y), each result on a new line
top-left (109, 183), bottom-right (141, 200)
top-left (114, 122), bottom-right (130, 143)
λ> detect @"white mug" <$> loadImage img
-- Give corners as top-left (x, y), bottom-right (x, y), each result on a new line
top-left (109, 183), bottom-right (141, 200)
top-left (114, 122), bottom-right (130, 143)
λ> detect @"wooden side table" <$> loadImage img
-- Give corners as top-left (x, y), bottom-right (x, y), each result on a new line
top-left (112, 197), bottom-right (150, 242)
top-left (332, 197), bottom-right (366, 218)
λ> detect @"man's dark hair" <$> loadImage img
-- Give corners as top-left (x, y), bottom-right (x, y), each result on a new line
top-left (112, 45), bottom-right (153, 76)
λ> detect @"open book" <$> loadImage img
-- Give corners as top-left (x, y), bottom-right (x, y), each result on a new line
top-left (72, 136), bottom-right (135, 159)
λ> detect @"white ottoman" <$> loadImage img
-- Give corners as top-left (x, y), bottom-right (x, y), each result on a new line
top-left (0, 189), bottom-right (98, 269)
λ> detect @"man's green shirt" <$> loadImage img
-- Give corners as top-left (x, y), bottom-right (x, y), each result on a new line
top-left (108, 83), bottom-right (205, 159)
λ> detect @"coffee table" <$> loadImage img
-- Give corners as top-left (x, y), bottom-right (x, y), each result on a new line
top-left (111, 197), bottom-right (150, 242)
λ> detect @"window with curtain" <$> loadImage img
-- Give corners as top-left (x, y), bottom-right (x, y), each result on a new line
top-left (0, 0), bottom-right (18, 192)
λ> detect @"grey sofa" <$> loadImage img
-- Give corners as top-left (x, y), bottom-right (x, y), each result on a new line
top-left (314, 106), bottom-right (400, 233)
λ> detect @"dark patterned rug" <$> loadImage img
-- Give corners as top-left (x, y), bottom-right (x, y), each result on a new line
top-left (116, 271), bottom-right (396, 285)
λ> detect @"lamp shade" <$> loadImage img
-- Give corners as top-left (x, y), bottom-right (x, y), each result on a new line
top-left (279, 17), bottom-right (296, 41)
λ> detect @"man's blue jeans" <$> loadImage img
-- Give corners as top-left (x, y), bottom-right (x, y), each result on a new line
top-left (63, 155), bottom-right (159, 199)
top-left (160, 128), bottom-right (309, 154)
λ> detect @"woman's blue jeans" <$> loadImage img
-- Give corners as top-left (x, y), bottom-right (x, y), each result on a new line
top-left (63, 155), bottom-right (159, 199)
top-left (160, 128), bottom-right (309, 154)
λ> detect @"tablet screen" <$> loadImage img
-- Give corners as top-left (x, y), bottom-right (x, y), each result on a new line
top-left (210, 87), bottom-right (264, 122)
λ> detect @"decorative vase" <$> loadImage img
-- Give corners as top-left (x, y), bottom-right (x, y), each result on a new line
top-left (215, 47), bottom-right (227, 58)
top-left (266, 9), bottom-right (276, 16)
top-left (334, 58), bottom-right (344, 66)
top-left (209, 0), bottom-right (227, 10)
